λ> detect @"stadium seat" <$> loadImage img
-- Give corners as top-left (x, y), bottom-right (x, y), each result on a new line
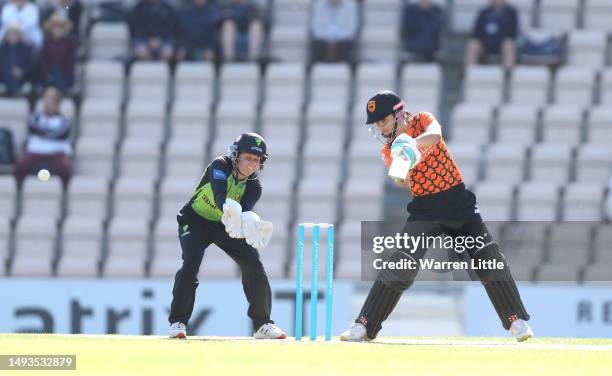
top-left (343, 178), bottom-right (384, 221)
top-left (539, 0), bottom-right (579, 32)
top-left (79, 99), bottom-right (121, 144)
top-left (112, 177), bottom-right (156, 220)
top-left (198, 244), bottom-right (240, 278)
top-left (451, 0), bottom-right (488, 33)
top-left (269, 0), bottom-right (311, 61)
top-left (516, 182), bottom-right (560, 221)
top-left (309, 63), bottom-right (351, 108)
top-left (118, 139), bottom-right (162, 179)
top-left (158, 180), bottom-right (194, 220)
top-left (0, 98), bottom-right (29, 154)
top-left (164, 138), bottom-right (205, 180)
top-left (129, 62), bottom-right (170, 101)
top-left (255, 178), bottom-right (293, 223)
top-left (536, 263), bottom-right (580, 282)
top-left (150, 218), bottom-right (182, 278)
top-left (66, 176), bottom-right (110, 219)
top-left (583, 0), bottom-right (612, 32)
top-left (260, 101), bottom-right (302, 147)
top-left (473, 181), bottom-right (514, 221)
top-left (495, 104), bottom-right (539, 145)
top-left (449, 103), bottom-right (493, 143)
top-left (219, 63), bottom-right (260, 104)
top-left (305, 102), bottom-right (346, 148)
top-left (335, 220), bottom-right (362, 279)
top-left (547, 223), bottom-right (593, 266)
top-left (528, 143), bottom-right (573, 183)
top-left (507, 66), bottom-right (551, 106)
top-left (554, 67), bottom-right (596, 107)
top-left (586, 107), bottom-right (612, 143)
top-left (265, 62), bottom-right (306, 106)
top-left (170, 101), bottom-right (211, 142)
top-left (83, 61), bottom-right (124, 100)
top-left (174, 62), bottom-right (215, 103)
top-left (567, 30), bottom-right (607, 68)
top-left (215, 100), bottom-right (258, 141)
top-left (302, 141), bottom-right (342, 181)
top-left (89, 22), bottom-right (129, 60)
top-left (12, 216), bottom-right (57, 276)
top-left (593, 225), bottom-right (612, 265)
top-left (401, 64), bottom-right (442, 111)
top-left (287, 222), bottom-right (336, 280)
top-left (599, 69), bottom-right (612, 105)
top-left (21, 176), bottom-right (64, 219)
top-left (74, 138), bottom-right (115, 179)
top-left (540, 105), bottom-right (584, 144)
top-left (104, 218), bottom-right (149, 277)
top-left (295, 179), bottom-right (339, 224)
top-left (124, 100), bottom-right (166, 143)
top-left (563, 183), bottom-right (605, 221)
top-left (354, 63), bottom-right (396, 108)
top-left (574, 143), bottom-right (612, 183)
top-left (512, 0), bottom-right (536, 30)
top-left (256, 141), bottom-right (298, 182)
top-left (500, 222), bottom-right (547, 274)
top-left (360, 0), bottom-right (400, 61)
top-left (0, 176), bottom-right (17, 221)
top-left (463, 66), bottom-right (505, 105)
top-left (57, 216), bottom-right (103, 277)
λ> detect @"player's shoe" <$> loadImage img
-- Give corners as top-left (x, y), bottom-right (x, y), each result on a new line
top-left (510, 319), bottom-right (533, 342)
top-left (254, 323), bottom-right (287, 339)
top-left (339, 323), bottom-right (371, 342)
top-left (169, 322), bottom-right (187, 339)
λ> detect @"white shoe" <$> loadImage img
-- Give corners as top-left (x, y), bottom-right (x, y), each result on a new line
top-left (169, 322), bottom-right (187, 339)
top-left (510, 319), bottom-right (533, 342)
top-left (254, 323), bottom-right (287, 339)
top-left (340, 323), bottom-right (370, 342)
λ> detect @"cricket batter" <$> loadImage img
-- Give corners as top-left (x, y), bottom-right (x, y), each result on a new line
top-left (168, 133), bottom-right (287, 339)
top-left (340, 90), bottom-right (533, 342)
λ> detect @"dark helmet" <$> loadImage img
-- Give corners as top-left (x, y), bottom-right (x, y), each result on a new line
top-left (365, 90), bottom-right (405, 124)
top-left (229, 133), bottom-right (268, 171)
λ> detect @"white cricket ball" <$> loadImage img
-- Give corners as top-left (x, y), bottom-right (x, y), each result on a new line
top-left (37, 169), bottom-right (50, 182)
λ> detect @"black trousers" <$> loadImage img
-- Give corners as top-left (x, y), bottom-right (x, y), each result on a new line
top-left (168, 208), bottom-right (273, 331)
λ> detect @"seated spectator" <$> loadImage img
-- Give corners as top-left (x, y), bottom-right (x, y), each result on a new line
top-left (127, 0), bottom-right (179, 62)
top-left (0, 0), bottom-right (43, 48)
top-left (14, 87), bottom-right (72, 187)
top-left (40, 12), bottom-right (75, 94)
top-left (0, 24), bottom-right (36, 96)
top-left (177, 0), bottom-right (223, 62)
top-left (465, 0), bottom-right (518, 70)
top-left (310, 0), bottom-right (357, 63)
top-left (39, 0), bottom-right (83, 41)
top-left (221, 0), bottom-right (263, 62)
top-left (401, 0), bottom-right (444, 62)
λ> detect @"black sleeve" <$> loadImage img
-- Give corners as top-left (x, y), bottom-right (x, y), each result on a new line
top-left (471, 9), bottom-right (486, 39)
top-left (241, 178), bottom-right (262, 212)
top-left (208, 158), bottom-right (233, 210)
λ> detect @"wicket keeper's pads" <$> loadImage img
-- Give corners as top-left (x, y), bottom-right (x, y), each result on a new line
top-left (471, 242), bottom-right (530, 330)
top-left (357, 251), bottom-right (419, 339)
top-left (390, 134), bottom-right (421, 170)
top-left (222, 198), bottom-right (244, 238)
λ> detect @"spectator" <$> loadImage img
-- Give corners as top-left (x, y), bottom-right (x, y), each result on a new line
top-left (127, 0), bottom-right (179, 62)
top-left (0, 24), bottom-right (36, 96)
top-left (177, 0), bottom-right (223, 62)
top-left (40, 12), bottom-right (75, 94)
top-left (14, 86), bottom-right (72, 187)
top-left (221, 0), bottom-right (263, 62)
top-left (0, 0), bottom-right (43, 48)
top-left (310, 0), bottom-right (357, 63)
top-left (39, 0), bottom-right (83, 41)
top-left (401, 0), bottom-right (444, 62)
top-left (465, 0), bottom-right (518, 70)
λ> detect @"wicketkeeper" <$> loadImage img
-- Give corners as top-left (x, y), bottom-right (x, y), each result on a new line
top-left (340, 91), bottom-right (533, 342)
top-left (168, 133), bottom-right (287, 339)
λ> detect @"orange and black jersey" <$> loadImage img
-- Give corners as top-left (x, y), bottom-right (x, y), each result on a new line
top-left (381, 112), bottom-right (463, 197)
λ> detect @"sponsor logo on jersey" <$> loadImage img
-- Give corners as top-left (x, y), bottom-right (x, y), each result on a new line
top-left (213, 169), bottom-right (227, 180)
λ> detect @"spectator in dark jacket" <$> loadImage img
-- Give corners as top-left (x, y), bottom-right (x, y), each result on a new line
top-left (40, 12), bottom-right (75, 94)
top-left (127, 0), bottom-right (179, 61)
top-left (465, 0), bottom-right (518, 70)
top-left (221, 0), bottom-right (263, 61)
top-left (0, 24), bottom-right (36, 96)
top-left (401, 0), bottom-right (443, 62)
top-left (14, 86), bottom-right (72, 187)
top-left (177, 0), bottom-right (223, 61)
top-left (39, 0), bottom-right (83, 41)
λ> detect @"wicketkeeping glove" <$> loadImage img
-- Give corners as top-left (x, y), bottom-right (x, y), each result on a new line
top-left (222, 198), bottom-right (244, 238)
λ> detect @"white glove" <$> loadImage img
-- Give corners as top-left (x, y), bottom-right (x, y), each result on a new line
top-left (222, 198), bottom-right (244, 238)
top-left (255, 220), bottom-right (273, 249)
top-left (241, 211), bottom-right (261, 248)
top-left (391, 134), bottom-right (421, 169)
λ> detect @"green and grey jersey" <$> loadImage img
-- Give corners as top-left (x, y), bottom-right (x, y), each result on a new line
top-left (184, 156), bottom-right (262, 222)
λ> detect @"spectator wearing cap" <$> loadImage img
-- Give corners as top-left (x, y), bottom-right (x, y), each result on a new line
top-left (177, 0), bottom-right (223, 62)
top-left (14, 86), bottom-right (72, 187)
top-left (0, 23), bottom-right (36, 95)
top-left (127, 0), bottom-right (179, 62)
top-left (310, 0), bottom-right (357, 63)
top-left (0, 0), bottom-right (43, 48)
top-left (221, 0), bottom-right (263, 62)
top-left (465, 0), bottom-right (518, 70)
top-left (39, 12), bottom-right (75, 94)
top-left (401, 0), bottom-right (444, 62)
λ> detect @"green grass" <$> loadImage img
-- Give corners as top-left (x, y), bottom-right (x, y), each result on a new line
top-left (1, 334), bottom-right (611, 376)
